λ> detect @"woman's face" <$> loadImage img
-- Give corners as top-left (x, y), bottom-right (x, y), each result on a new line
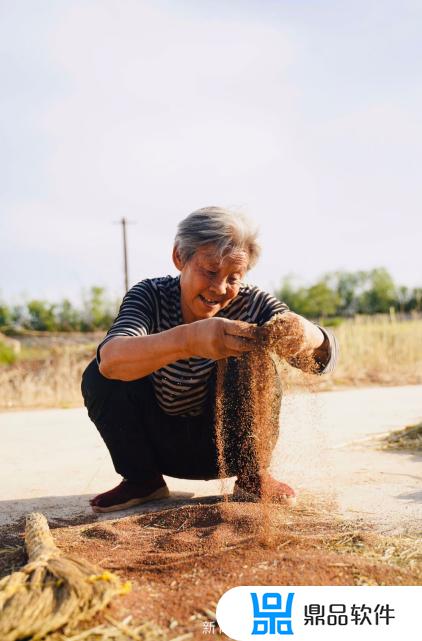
top-left (173, 244), bottom-right (249, 323)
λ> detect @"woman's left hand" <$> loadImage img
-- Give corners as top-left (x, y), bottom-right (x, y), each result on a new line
top-left (262, 312), bottom-right (325, 359)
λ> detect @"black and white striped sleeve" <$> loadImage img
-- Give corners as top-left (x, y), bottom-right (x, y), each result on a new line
top-left (96, 280), bottom-right (159, 364)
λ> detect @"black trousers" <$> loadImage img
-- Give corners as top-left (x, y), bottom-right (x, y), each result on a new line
top-left (81, 357), bottom-right (281, 482)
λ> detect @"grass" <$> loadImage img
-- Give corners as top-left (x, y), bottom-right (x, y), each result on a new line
top-left (0, 341), bottom-right (17, 366)
top-left (30, 615), bottom-right (169, 641)
top-left (381, 421), bottom-right (422, 452)
top-left (331, 316), bottom-right (422, 387)
top-left (0, 337), bottom-right (100, 410)
top-left (0, 317), bottom-right (421, 410)
top-left (281, 316), bottom-right (422, 392)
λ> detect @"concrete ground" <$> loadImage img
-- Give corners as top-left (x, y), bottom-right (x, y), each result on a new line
top-left (1, 385), bottom-right (421, 535)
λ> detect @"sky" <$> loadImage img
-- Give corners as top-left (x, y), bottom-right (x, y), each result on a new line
top-left (1, 0), bottom-right (421, 305)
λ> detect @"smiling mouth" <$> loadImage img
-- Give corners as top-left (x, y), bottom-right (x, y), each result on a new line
top-left (199, 294), bottom-right (221, 306)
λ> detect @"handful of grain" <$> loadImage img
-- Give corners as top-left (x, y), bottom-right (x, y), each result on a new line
top-left (257, 313), bottom-right (319, 373)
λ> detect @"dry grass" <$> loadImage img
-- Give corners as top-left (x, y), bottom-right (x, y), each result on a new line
top-left (329, 316), bottom-right (422, 387)
top-left (0, 318), bottom-right (421, 410)
top-left (0, 346), bottom-right (93, 410)
top-left (380, 421), bottom-right (422, 451)
top-left (20, 615), bottom-right (169, 641)
top-left (282, 316), bottom-right (422, 392)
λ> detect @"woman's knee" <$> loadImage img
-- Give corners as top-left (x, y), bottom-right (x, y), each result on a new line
top-left (82, 358), bottom-right (105, 398)
top-left (81, 359), bottom-right (120, 420)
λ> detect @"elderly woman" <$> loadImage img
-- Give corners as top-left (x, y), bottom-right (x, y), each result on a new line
top-left (82, 207), bottom-right (337, 513)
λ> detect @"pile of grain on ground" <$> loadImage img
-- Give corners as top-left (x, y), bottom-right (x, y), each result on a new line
top-left (1, 502), bottom-right (421, 640)
top-left (7, 501), bottom-right (416, 640)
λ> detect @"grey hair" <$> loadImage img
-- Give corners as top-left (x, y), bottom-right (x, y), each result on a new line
top-left (174, 206), bottom-right (261, 270)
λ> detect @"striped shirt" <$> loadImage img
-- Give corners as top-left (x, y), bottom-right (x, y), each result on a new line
top-left (97, 275), bottom-right (337, 416)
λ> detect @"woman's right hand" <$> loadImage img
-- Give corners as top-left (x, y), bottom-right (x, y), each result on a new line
top-left (186, 317), bottom-right (260, 360)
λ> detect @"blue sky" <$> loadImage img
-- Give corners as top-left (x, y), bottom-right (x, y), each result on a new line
top-left (1, 0), bottom-right (421, 304)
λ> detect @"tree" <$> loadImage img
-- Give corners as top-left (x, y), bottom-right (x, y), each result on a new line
top-left (56, 299), bottom-right (81, 331)
top-left (406, 287), bottom-right (422, 313)
top-left (357, 268), bottom-right (396, 314)
top-left (275, 276), bottom-right (308, 315)
top-left (11, 305), bottom-right (26, 327)
top-left (82, 286), bottom-right (116, 330)
top-left (396, 285), bottom-right (409, 313)
top-left (275, 267), bottom-right (418, 318)
top-left (301, 281), bottom-right (340, 318)
top-left (326, 270), bottom-right (367, 316)
top-left (26, 300), bottom-right (57, 331)
top-left (0, 303), bottom-right (11, 327)
top-left (276, 277), bottom-right (340, 318)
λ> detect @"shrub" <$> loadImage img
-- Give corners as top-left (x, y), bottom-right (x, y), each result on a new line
top-left (0, 341), bottom-right (17, 365)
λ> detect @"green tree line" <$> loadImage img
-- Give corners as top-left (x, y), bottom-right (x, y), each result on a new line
top-left (0, 287), bottom-right (119, 332)
top-left (0, 269), bottom-right (421, 333)
top-left (275, 268), bottom-right (422, 319)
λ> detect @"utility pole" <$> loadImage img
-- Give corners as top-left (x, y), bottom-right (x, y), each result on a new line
top-left (122, 217), bottom-right (129, 293)
top-left (114, 217), bottom-right (135, 294)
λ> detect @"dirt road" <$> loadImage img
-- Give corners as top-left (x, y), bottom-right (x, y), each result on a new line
top-left (1, 385), bottom-right (421, 534)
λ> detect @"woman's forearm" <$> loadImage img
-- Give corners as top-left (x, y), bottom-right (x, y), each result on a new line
top-left (300, 316), bottom-right (325, 351)
top-left (289, 316), bottom-right (330, 372)
top-left (98, 325), bottom-right (192, 381)
top-left (263, 312), bottom-right (328, 373)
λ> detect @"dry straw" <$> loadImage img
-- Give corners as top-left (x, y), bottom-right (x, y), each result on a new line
top-left (0, 513), bottom-right (131, 641)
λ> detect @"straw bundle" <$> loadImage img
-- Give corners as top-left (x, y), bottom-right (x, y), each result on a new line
top-left (0, 512), bottom-right (131, 641)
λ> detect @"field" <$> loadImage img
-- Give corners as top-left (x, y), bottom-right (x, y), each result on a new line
top-left (1, 317), bottom-right (422, 410)
top-left (330, 315), bottom-right (422, 387)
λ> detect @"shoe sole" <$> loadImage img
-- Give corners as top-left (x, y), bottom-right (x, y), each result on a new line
top-left (232, 486), bottom-right (297, 507)
top-left (91, 486), bottom-right (170, 513)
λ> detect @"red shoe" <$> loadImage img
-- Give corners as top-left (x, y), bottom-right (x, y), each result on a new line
top-left (233, 473), bottom-right (296, 506)
top-left (89, 476), bottom-right (170, 513)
